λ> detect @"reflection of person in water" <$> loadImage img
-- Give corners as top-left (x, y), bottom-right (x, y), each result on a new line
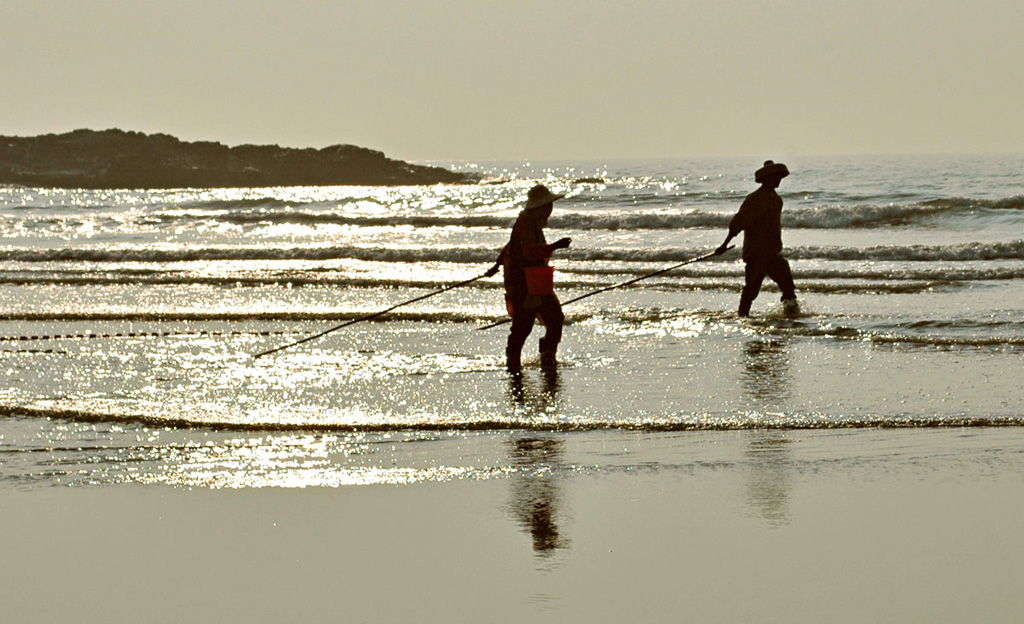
top-left (509, 435), bottom-right (565, 554)
top-left (508, 358), bottom-right (561, 410)
top-left (741, 337), bottom-right (794, 525)
top-left (744, 431), bottom-right (792, 526)
top-left (742, 338), bottom-right (793, 405)
top-left (716, 160), bottom-right (799, 317)
top-left (506, 366), bottom-right (568, 556)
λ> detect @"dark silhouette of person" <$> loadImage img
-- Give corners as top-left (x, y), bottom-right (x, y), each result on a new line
top-left (486, 184), bottom-right (571, 370)
top-left (716, 160), bottom-right (799, 316)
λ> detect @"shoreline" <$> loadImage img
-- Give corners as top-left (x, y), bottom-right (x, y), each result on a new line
top-left (3, 427), bottom-right (1023, 622)
top-left (5, 403), bottom-right (1024, 436)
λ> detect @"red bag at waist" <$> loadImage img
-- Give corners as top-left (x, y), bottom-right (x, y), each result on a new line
top-left (524, 266), bottom-right (554, 296)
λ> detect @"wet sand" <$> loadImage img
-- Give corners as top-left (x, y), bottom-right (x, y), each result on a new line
top-left (3, 426), bottom-right (1023, 623)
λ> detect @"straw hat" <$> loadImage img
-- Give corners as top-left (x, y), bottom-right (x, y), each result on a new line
top-left (754, 160), bottom-right (790, 183)
top-left (524, 184), bottom-right (565, 210)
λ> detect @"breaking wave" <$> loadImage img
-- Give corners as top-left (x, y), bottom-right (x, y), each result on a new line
top-left (3, 240), bottom-right (1022, 264)
top-left (152, 195), bottom-right (1024, 231)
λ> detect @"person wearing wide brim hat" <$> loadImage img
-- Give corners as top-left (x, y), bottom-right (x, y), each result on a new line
top-left (715, 160), bottom-right (799, 317)
top-left (485, 184), bottom-right (572, 370)
top-left (523, 185), bottom-right (566, 211)
top-left (754, 160), bottom-right (790, 184)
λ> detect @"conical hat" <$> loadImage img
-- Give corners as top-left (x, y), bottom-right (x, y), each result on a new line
top-left (524, 184), bottom-right (565, 210)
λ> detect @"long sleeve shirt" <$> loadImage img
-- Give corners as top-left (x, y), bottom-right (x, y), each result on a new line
top-left (499, 210), bottom-right (553, 298)
top-left (728, 185), bottom-right (784, 262)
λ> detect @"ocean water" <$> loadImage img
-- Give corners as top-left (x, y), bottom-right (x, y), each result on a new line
top-left (1, 154), bottom-right (1022, 488)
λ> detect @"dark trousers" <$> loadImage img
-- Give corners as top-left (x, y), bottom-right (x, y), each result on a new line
top-left (506, 295), bottom-right (564, 365)
top-left (739, 254), bottom-right (797, 316)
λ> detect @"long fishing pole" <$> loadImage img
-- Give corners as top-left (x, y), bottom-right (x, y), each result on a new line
top-left (254, 272), bottom-right (491, 358)
top-left (477, 246), bottom-right (733, 331)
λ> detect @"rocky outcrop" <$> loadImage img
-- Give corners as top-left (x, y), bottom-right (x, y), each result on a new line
top-left (0, 129), bottom-right (469, 188)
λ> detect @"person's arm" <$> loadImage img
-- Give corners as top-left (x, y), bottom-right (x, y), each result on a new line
top-left (524, 237), bottom-right (571, 261)
top-left (520, 217), bottom-right (571, 262)
top-left (716, 216), bottom-right (743, 255)
top-left (484, 245), bottom-right (507, 277)
top-left (715, 233), bottom-right (735, 256)
top-left (549, 237), bottom-right (571, 252)
top-left (717, 194), bottom-right (755, 254)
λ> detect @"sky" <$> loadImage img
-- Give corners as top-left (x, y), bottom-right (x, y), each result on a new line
top-left (3, 0), bottom-right (1022, 161)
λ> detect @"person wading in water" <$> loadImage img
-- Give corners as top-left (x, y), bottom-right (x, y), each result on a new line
top-left (716, 160), bottom-right (800, 317)
top-left (486, 184), bottom-right (572, 371)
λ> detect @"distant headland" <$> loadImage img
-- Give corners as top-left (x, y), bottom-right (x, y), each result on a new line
top-left (0, 129), bottom-right (471, 189)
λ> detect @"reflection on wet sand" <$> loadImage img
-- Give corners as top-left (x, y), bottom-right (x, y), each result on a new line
top-left (509, 435), bottom-right (566, 554)
top-left (506, 364), bottom-right (569, 556)
top-left (742, 338), bottom-right (794, 525)
top-left (744, 432), bottom-right (793, 525)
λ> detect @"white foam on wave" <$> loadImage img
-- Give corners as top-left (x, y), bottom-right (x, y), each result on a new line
top-left (2, 240), bottom-right (1022, 264)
